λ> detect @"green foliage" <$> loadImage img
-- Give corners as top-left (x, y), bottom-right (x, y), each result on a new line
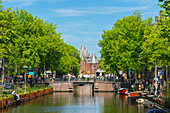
top-left (0, 2), bottom-right (80, 76)
top-left (99, 1), bottom-right (170, 77)
top-left (142, 17), bottom-right (170, 69)
top-left (98, 12), bottom-right (153, 73)
top-left (158, 0), bottom-right (170, 17)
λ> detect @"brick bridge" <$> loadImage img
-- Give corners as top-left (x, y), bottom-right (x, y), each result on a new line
top-left (49, 81), bottom-right (122, 92)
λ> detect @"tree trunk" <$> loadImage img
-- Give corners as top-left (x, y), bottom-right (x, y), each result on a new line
top-left (144, 67), bottom-right (147, 90)
top-left (115, 69), bottom-right (119, 77)
top-left (168, 66), bottom-right (170, 79)
top-left (127, 69), bottom-right (129, 79)
top-left (52, 70), bottom-right (54, 78)
top-left (38, 68), bottom-right (40, 77)
top-left (166, 66), bottom-right (168, 81)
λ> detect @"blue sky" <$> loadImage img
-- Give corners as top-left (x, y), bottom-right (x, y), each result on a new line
top-left (3, 0), bottom-right (162, 58)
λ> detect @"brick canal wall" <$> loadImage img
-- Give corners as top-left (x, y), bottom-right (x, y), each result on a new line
top-left (51, 82), bottom-right (121, 92)
top-left (94, 83), bottom-right (114, 92)
top-left (50, 83), bottom-right (73, 92)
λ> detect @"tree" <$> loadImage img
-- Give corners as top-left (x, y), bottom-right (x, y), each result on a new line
top-left (98, 12), bottom-right (153, 76)
top-left (0, 2), bottom-right (80, 77)
top-left (158, 0), bottom-right (170, 17)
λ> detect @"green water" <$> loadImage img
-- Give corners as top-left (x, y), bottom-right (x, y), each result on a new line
top-left (0, 85), bottom-right (149, 113)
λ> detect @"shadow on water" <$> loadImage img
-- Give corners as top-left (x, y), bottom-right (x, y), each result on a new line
top-left (0, 85), bottom-right (149, 113)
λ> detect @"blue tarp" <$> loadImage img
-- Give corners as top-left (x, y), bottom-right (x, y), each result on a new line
top-left (146, 108), bottom-right (162, 113)
top-left (28, 72), bottom-right (35, 76)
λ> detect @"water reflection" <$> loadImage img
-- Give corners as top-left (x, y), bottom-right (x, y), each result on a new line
top-left (0, 85), bottom-right (148, 113)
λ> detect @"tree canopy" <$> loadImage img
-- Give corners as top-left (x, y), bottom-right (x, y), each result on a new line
top-left (98, 12), bottom-right (153, 74)
top-left (98, 0), bottom-right (170, 77)
top-left (0, 1), bottom-right (80, 76)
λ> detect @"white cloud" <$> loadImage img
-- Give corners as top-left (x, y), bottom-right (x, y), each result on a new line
top-left (6, 0), bottom-right (66, 6)
top-left (57, 21), bottom-right (90, 32)
top-left (61, 34), bottom-right (81, 44)
top-left (77, 31), bottom-right (101, 36)
top-left (51, 6), bottom-right (148, 17)
top-left (7, 0), bottom-right (39, 6)
top-left (142, 12), bottom-right (158, 15)
top-left (121, 0), bottom-right (157, 4)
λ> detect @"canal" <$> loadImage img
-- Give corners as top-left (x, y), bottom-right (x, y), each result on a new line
top-left (0, 85), bottom-right (149, 113)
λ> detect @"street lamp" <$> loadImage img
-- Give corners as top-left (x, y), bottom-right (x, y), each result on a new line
top-left (23, 66), bottom-right (28, 94)
top-left (154, 62), bottom-right (159, 96)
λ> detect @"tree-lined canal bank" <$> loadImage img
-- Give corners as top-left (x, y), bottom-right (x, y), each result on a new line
top-left (0, 85), bottom-right (150, 113)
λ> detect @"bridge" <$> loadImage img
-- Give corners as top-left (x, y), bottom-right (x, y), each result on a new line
top-left (72, 81), bottom-right (94, 85)
top-left (49, 81), bottom-right (121, 92)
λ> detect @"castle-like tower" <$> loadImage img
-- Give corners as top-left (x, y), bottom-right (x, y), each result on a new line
top-left (79, 43), bottom-right (99, 76)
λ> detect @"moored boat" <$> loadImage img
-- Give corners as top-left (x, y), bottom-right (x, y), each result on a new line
top-left (143, 101), bottom-right (155, 108)
top-left (128, 92), bottom-right (142, 98)
top-left (118, 88), bottom-right (128, 95)
top-left (146, 108), bottom-right (162, 113)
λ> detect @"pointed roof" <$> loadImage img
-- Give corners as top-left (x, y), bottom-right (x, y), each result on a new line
top-left (79, 43), bottom-right (89, 60)
top-left (80, 52), bottom-right (85, 60)
top-left (80, 43), bottom-right (86, 51)
top-left (91, 51), bottom-right (98, 63)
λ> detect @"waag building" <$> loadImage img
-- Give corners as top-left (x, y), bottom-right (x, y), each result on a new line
top-left (79, 43), bottom-right (103, 76)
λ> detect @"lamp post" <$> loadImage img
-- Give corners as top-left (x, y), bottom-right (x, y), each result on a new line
top-left (2, 58), bottom-right (4, 85)
top-left (23, 66), bottom-right (28, 94)
top-left (154, 62), bottom-right (158, 96)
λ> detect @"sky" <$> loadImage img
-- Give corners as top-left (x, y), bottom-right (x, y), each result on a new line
top-left (2, 0), bottom-right (162, 58)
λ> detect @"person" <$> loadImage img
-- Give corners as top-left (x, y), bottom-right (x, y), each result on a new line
top-left (157, 92), bottom-right (163, 104)
top-left (148, 84), bottom-right (151, 95)
top-left (12, 90), bottom-right (20, 100)
top-left (141, 84), bottom-right (144, 91)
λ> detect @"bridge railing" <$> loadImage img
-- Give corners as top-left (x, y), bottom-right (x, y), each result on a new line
top-left (53, 77), bottom-right (116, 82)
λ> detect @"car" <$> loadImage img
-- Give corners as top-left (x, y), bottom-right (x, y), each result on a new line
top-left (4, 83), bottom-right (14, 89)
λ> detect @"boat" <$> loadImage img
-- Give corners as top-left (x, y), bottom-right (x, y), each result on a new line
top-left (128, 92), bottom-right (143, 102)
top-left (118, 88), bottom-right (128, 95)
top-left (136, 98), bottom-right (145, 104)
top-left (143, 101), bottom-right (155, 108)
top-left (146, 108), bottom-right (162, 113)
top-left (128, 92), bottom-right (142, 98)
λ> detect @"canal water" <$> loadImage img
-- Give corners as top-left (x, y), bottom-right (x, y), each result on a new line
top-left (1, 85), bottom-right (149, 113)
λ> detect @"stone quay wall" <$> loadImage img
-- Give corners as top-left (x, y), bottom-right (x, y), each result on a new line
top-left (51, 82), bottom-right (121, 92)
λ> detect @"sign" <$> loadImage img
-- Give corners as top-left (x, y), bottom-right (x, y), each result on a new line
top-left (28, 72), bottom-right (35, 76)
top-left (159, 75), bottom-right (162, 79)
top-left (87, 71), bottom-right (91, 73)
top-left (28, 75), bottom-right (31, 78)
top-left (138, 74), bottom-right (141, 78)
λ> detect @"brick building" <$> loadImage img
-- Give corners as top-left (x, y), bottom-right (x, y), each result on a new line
top-left (79, 43), bottom-right (102, 76)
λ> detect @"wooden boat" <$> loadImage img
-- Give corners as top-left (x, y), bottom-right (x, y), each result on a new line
top-left (128, 92), bottom-right (142, 98)
top-left (136, 98), bottom-right (145, 104)
top-left (143, 101), bottom-right (155, 108)
top-left (119, 88), bottom-right (128, 95)
top-left (128, 92), bottom-right (143, 102)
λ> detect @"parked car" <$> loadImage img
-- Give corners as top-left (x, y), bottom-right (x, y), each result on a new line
top-left (4, 83), bottom-right (14, 89)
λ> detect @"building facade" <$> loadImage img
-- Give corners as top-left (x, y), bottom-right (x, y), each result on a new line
top-left (79, 43), bottom-right (101, 76)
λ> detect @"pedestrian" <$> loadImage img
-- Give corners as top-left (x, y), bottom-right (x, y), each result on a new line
top-left (116, 76), bottom-right (118, 82)
top-left (12, 90), bottom-right (20, 100)
top-left (141, 84), bottom-right (144, 91)
top-left (148, 84), bottom-right (151, 95)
